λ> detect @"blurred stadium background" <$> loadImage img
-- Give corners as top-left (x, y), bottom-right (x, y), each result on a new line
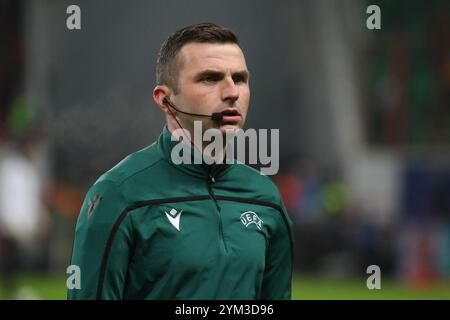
top-left (0, 0), bottom-right (449, 299)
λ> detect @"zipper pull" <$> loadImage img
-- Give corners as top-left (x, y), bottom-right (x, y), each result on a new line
top-left (207, 174), bottom-right (220, 211)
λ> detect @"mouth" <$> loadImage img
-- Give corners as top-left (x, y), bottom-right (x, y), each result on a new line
top-left (219, 108), bottom-right (241, 124)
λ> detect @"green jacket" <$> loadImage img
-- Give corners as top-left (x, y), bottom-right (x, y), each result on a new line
top-left (68, 126), bottom-right (293, 300)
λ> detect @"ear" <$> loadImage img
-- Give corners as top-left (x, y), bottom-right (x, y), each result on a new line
top-left (153, 85), bottom-right (171, 115)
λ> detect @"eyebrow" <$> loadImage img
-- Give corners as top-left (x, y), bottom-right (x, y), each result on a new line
top-left (194, 69), bottom-right (250, 81)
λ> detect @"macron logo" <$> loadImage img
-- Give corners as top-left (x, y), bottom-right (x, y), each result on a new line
top-left (165, 208), bottom-right (183, 231)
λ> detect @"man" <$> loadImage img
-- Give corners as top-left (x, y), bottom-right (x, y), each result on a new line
top-left (68, 23), bottom-right (293, 300)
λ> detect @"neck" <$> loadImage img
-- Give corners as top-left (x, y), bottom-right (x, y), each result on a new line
top-left (167, 123), bottom-right (231, 164)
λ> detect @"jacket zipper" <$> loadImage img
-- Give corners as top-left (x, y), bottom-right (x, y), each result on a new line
top-left (207, 173), bottom-right (228, 253)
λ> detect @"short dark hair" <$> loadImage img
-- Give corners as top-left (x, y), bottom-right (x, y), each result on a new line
top-left (156, 22), bottom-right (240, 94)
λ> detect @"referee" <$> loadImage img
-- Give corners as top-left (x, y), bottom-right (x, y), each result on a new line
top-left (68, 22), bottom-right (293, 300)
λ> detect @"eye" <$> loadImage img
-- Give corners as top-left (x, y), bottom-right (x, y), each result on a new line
top-left (201, 74), bottom-right (221, 83)
top-left (233, 74), bottom-right (247, 84)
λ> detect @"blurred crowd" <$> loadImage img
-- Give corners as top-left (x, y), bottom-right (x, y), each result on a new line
top-left (0, 0), bottom-right (79, 298)
top-left (274, 159), bottom-right (450, 285)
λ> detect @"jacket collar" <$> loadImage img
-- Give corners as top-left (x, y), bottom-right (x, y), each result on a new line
top-left (156, 125), bottom-right (230, 180)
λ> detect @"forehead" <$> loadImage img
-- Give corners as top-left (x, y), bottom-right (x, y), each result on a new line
top-left (178, 42), bottom-right (248, 75)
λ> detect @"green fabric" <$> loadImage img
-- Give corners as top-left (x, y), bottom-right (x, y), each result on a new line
top-left (68, 126), bottom-right (293, 300)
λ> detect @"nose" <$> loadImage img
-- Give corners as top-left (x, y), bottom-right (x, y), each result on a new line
top-left (221, 77), bottom-right (240, 105)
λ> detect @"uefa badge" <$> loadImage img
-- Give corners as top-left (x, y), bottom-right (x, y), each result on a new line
top-left (240, 211), bottom-right (263, 230)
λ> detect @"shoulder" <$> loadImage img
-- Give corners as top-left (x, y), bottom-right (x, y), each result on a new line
top-left (95, 143), bottom-right (163, 187)
top-left (81, 143), bottom-right (166, 213)
top-left (228, 162), bottom-right (283, 206)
